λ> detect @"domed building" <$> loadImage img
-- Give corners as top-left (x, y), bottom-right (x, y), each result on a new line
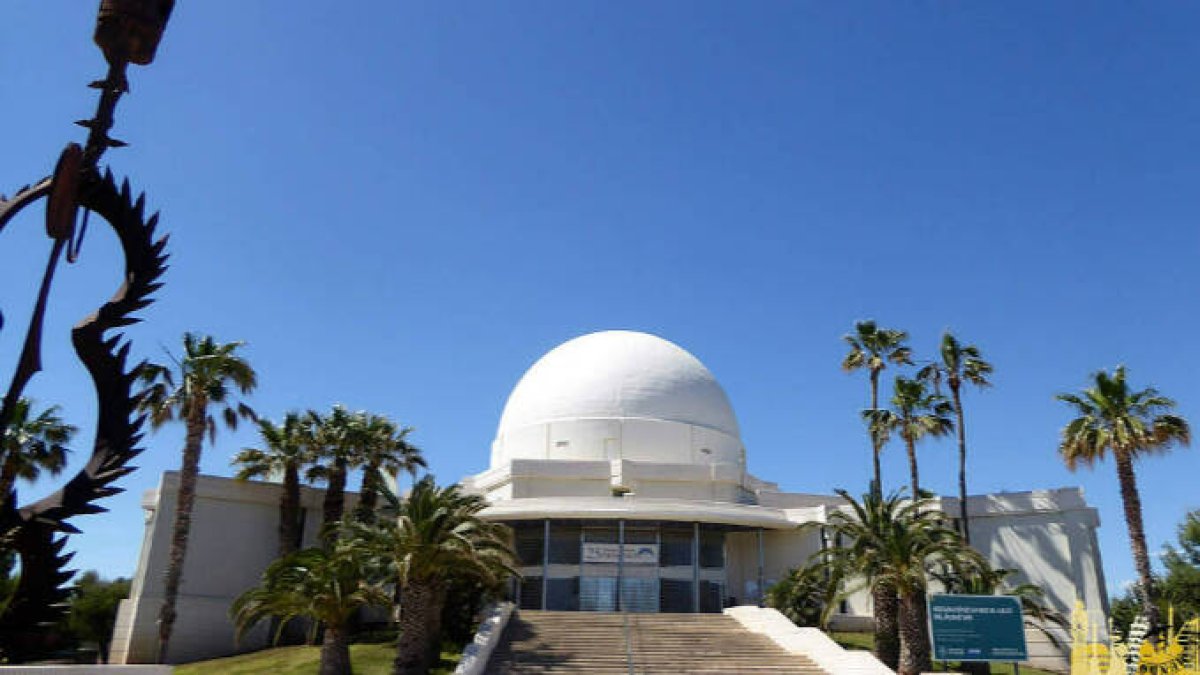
top-left (463, 330), bottom-right (802, 613)
top-left (111, 330), bottom-right (1108, 670)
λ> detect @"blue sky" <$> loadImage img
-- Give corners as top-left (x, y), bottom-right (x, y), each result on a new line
top-left (2, 2), bottom-right (1197, 599)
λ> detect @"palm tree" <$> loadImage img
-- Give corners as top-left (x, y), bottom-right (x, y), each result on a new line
top-left (305, 406), bottom-right (357, 541)
top-left (841, 320), bottom-right (912, 670)
top-left (918, 332), bottom-right (992, 544)
top-left (138, 333), bottom-right (257, 663)
top-left (232, 412), bottom-right (311, 558)
top-left (1057, 366), bottom-right (1190, 629)
top-left (866, 376), bottom-right (954, 500)
top-left (230, 543), bottom-right (390, 675)
top-left (842, 320), bottom-right (913, 498)
top-left (0, 398), bottom-right (77, 510)
top-left (765, 562), bottom-right (845, 630)
top-left (822, 489), bottom-right (983, 675)
top-left (353, 415), bottom-right (424, 524)
top-left (350, 476), bottom-right (516, 675)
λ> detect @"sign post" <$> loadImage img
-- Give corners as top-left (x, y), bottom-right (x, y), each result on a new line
top-left (928, 594), bottom-right (1028, 670)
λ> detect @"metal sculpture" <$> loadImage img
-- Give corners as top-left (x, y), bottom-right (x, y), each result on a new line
top-left (0, 1), bottom-right (174, 660)
top-left (1070, 601), bottom-right (1200, 675)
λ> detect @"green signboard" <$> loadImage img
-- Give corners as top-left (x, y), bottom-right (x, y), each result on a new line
top-left (927, 594), bottom-right (1028, 662)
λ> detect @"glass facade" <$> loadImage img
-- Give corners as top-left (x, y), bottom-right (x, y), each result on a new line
top-left (509, 520), bottom-right (741, 613)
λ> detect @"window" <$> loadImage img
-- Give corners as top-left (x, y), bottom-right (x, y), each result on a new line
top-left (519, 576), bottom-right (543, 610)
top-left (548, 523), bottom-right (581, 564)
top-left (699, 528), bottom-right (724, 569)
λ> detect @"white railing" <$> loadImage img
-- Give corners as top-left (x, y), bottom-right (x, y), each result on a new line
top-left (454, 601), bottom-right (515, 675)
top-left (724, 605), bottom-right (896, 675)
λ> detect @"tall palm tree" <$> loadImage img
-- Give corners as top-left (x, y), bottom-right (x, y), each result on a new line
top-left (841, 320), bottom-right (912, 670)
top-left (918, 332), bottom-right (992, 544)
top-left (353, 416), bottom-right (424, 524)
top-left (1057, 366), bottom-right (1190, 629)
top-left (232, 412), bottom-right (311, 558)
top-left (305, 405), bottom-right (362, 543)
top-left (231, 544), bottom-right (390, 675)
top-left (138, 333), bottom-right (257, 663)
top-left (0, 398), bottom-right (77, 511)
top-left (822, 489), bottom-right (982, 675)
top-left (350, 476), bottom-right (516, 675)
top-left (866, 376), bottom-right (954, 500)
top-left (842, 320), bottom-right (913, 498)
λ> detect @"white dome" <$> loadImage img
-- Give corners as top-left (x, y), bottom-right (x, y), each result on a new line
top-left (491, 331), bottom-right (743, 467)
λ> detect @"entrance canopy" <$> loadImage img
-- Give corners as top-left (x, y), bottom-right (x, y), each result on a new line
top-left (481, 495), bottom-right (817, 530)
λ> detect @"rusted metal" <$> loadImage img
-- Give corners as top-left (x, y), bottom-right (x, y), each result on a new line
top-left (0, 3), bottom-right (173, 660)
top-left (45, 144), bottom-right (82, 241)
top-left (94, 0), bottom-right (175, 66)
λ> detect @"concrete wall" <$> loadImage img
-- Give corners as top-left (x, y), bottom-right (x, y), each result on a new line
top-left (492, 415), bottom-right (745, 468)
top-left (948, 490), bottom-right (1109, 621)
top-left (110, 472), bottom-right (351, 665)
top-left (726, 527), bottom-right (825, 605)
top-left (467, 457), bottom-right (753, 504)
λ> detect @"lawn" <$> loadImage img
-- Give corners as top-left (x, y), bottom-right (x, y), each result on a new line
top-left (175, 643), bottom-right (460, 675)
top-left (829, 632), bottom-right (1061, 675)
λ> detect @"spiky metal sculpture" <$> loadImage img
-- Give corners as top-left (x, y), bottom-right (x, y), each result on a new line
top-left (0, 1), bottom-right (174, 660)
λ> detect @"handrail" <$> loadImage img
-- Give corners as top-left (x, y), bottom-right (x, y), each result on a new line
top-left (624, 611), bottom-right (636, 675)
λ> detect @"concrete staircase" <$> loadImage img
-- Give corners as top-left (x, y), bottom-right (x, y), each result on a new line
top-left (484, 611), bottom-right (830, 674)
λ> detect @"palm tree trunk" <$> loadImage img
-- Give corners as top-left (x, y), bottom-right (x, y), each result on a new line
top-left (0, 455), bottom-right (20, 511)
top-left (952, 385), bottom-right (970, 544)
top-left (905, 433), bottom-right (920, 500)
top-left (281, 464), bottom-right (301, 558)
top-left (394, 581), bottom-right (438, 675)
top-left (319, 624), bottom-right (352, 675)
top-left (426, 585), bottom-right (448, 668)
top-left (897, 590), bottom-right (932, 675)
top-left (355, 461), bottom-right (380, 523)
top-left (868, 369), bottom-right (899, 670)
top-left (1114, 448), bottom-right (1160, 628)
top-left (272, 464), bottom-right (303, 647)
top-left (873, 583), bottom-right (900, 670)
top-left (870, 369), bottom-right (882, 499)
top-left (156, 404), bottom-right (207, 663)
top-left (322, 459), bottom-right (347, 544)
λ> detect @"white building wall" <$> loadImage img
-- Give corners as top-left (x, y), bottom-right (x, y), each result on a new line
top-left (493, 417), bottom-right (743, 468)
top-left (111, 472), bottom-right (346, 665)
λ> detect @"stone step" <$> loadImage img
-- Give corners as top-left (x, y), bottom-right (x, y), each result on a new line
top-left (485, 611), bottom-right (829, 675)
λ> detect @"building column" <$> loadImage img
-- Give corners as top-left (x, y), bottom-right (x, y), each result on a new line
top-left (692, 522), bottom-right (701, 613)
top-left (756, 528), bottom-right (765, 607)
top-left (617, 519), bottom-right (625, 612)
top-left (542, 519), bottom-right (550, 610)
top-left (819, 526), bottom-right (830, 582)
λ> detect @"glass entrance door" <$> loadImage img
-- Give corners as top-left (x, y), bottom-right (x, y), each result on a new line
top-left (581, 526), bottom-right (618, 611)
top-left (621, 527), bottom-right (660, 613)
top-left (579, 576), bottom-right (617, 611)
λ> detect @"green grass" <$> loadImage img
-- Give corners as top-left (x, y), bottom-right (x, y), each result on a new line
top-left (175, 643), bottom-right (460, 675)
top-left (829, 632), bottom-right (1061, 675)
top-left (831, 630), bottom-right (875, 652)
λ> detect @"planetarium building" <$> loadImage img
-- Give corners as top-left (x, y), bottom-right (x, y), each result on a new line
top-left (112, 330), bottom-right (1108, 669)
top-left (464, 330), bottom-right (786, 613)
top-left (461, 330), bottom-right (1107, 627)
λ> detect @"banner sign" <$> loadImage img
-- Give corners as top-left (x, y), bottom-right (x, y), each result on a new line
top-left (582, 543), bottom-right (659, 565)
top-left (928, 594), bottom-right (1028, 662)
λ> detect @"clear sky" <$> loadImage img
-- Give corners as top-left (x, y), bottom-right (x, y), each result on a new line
top-left (2, 2), bottom-right (1197, 599)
